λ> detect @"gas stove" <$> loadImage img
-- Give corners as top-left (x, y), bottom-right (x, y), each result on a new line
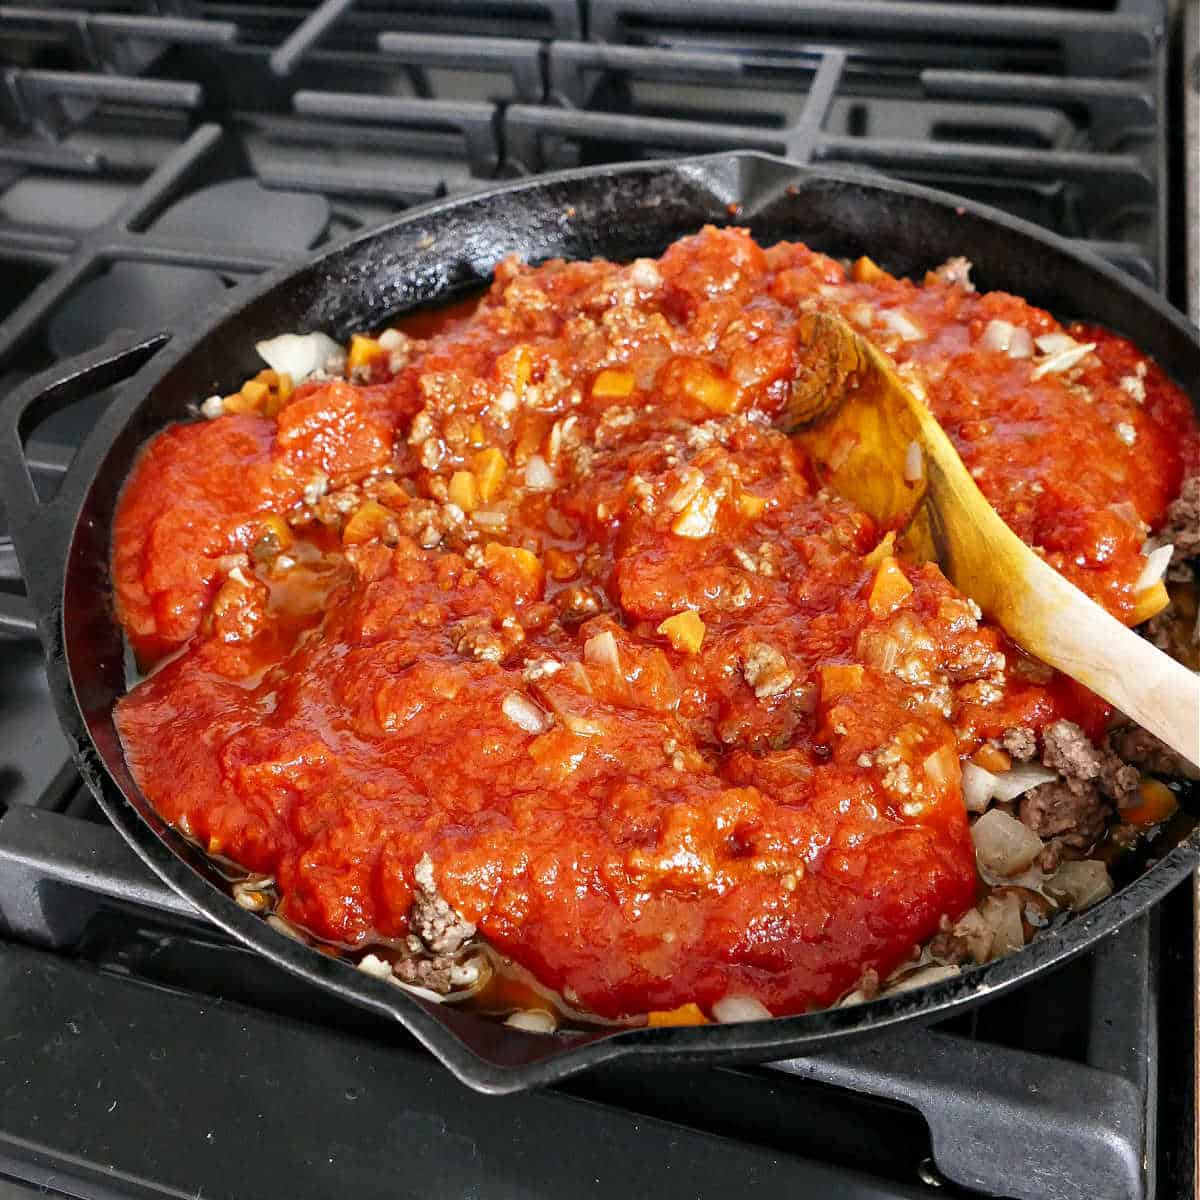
top-left (0, 3), bottom-right (1195, 1197)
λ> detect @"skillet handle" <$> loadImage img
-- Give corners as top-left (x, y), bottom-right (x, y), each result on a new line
top-left (0, 334), bottom-right (171, 642)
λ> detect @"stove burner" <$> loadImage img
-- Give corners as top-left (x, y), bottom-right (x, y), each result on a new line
top-left (47, 261), bottom-right (228, 359)
top-left (150, 178), bottom-right (331, 252)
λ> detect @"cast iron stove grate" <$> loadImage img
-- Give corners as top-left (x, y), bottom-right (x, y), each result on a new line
top-left (0, 3), bottom-right (1193, 1197)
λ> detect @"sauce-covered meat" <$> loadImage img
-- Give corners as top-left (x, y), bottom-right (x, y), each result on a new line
top-left (112, 228), bottom-right (1196, 1019)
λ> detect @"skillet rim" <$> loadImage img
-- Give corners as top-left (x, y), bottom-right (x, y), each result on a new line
top-left (8, 149), bottom-right (1199, 1093)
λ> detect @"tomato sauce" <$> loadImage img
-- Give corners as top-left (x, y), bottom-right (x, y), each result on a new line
top-left (111, 228), bottom-right (1197, 1020)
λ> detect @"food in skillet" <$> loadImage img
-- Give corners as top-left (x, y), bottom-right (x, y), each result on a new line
top-left (111, 228), bottom-right (1199, 1027)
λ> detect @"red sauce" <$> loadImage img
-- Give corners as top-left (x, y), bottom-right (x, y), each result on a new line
top-left (111, 228), bottom-right (1196, 1020)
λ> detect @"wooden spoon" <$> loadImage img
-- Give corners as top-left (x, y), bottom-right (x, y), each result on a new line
top-left (784, 310), bottom-right (1200, 766)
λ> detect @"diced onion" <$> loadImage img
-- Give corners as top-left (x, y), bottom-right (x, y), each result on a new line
top-left (502, 691), bottom-right (551, 734)
top-left (970, 809), bottom-right (1043, 877)
top-left (712, 994), bottom-right (772, 1023)
top-left (524, 455), bottom-right (557, 490)
top-left (1044, 860), bottom-right (1113, 912)
top-left (980, 320), bottom-right (1014, 353)
top-left (1034, 332), bottom-right (1078, 356)
top-left (583, 629), bottom-right (621, 674)
top-left (505, 1009), bottom-right (558, 1033)
top-left (357, 953), bottom-right (393, 980)
top-left (471, 508), bottom-right (507, 528)
top-left (879, 309), bottom-right (924, 341)
top-left (393, 980), bottom-right (447, 1004)
top-left (990, 763), bottom-right (1057, 803)
top-left (256, 331), bottom-right (343, 382)
top-left (904, 440), bottom-right (924, 483)
top-left (884, 964), bottom-right (960, 996)
top-left (1007, 326), bottom-right (1034, 358)
top-left (1031, 342), bottom-right (1095, 380)
top-left (378, 328), bottom-right (405, 350)
top-left (980, 891), bottom-right (1025, 956)
top-left (1135, 543), bottom-right (1173, 592)
top-left (961, 762), bottom-right (997, 813)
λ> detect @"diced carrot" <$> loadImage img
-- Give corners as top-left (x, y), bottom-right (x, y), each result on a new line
top-left (544, 547), bottom-right (579, 581)
top-left (679, 361), bottom-right (739, 413)
top-left (863, 531), bottom-right (896, 569)
top-left (819, 663), bottom-right (864, 696)
top-left (221, 391), bottom-right (259, 415)
top-left (648, 1003), bottom-right (709, 1027)
top-left (738, 491), bottom-right (766, 519)
top-left (472, 448), bottom-right (507, 502)
top-left (973, 744), bottom-right (1012, 774)
top-left (497, 345), bottom-right (532, 395)
top-left (255, 513), bottom-right (293, 554)
top-left (369, 478), bottom-right (408, 508)
top-left (1122, 777), bottom-right (1178, 826)
top-left (449, 470), bottom-right (479, 512)
top-left (277, 372), bottom-right (294, 402)
top-left (868, 556), bottom-right (913, 618)
top-left (592, 368), bottom-right (636, 399)
top-left (241, 379), bottom-right (269, 405)
top-left (852, 255), bottom-right (886, 283)
top-left (342, 500), bottom-right (397, 546)
top-left (483, 542), bottom-right (544, 594)
top-left (1130, 579), bottom-right (1169, 625)
top-left (348, 334), bottom-right (384, 371)
top-left (657, 610), bottom-right (706, 654)
top-left (469, 421), bottom-right (486, 446)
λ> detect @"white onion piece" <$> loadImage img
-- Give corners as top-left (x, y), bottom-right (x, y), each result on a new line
top-left (505, 1009), bottom-right (558, 1033)
top-left (1007, 326), bottom-right (1034, 359)
top-left (1034, 332), bottom-right (1078, 356)
top-left (904, 440), bottom-right (924, 483)
top-left (471, 508), bottom-right (507, 528)
top-left (255, 331), bottom-right (343, 382)
top-left (1031, 342), bottom-right (1095, 380)
top-left (584, 630), bottom-right (621, 673)
top-left (357, 953), bottom-right (393, 980)
top-left (961, 762), bottom-right (997, 813)
top-left (393, 979), bottom-right (447, 1004)
top-left (971, 809), bottom-right (1043, 877)
top-left (1135, 543), bottom-right (1173, 592)
top-left (879, 309), bottom-right (924, 341)
top-left (713, 994), bottom-right (773, 1023)
top-left (980, 891), bottom-right (1025, 956)
top-left (1044, 860), bottom-right (1113, 912)
top-left (524, 454), bottom-right (557, 490)
top-left (884, 964), bottom-right (960, 996)
top-left (990, 763), bottom-right (1058, 803)
top-left (979, 319), bottom-right (1014, 352)
top-left (378, 328), bottom-right (405, 350)
top-left (502, 691), bottom-right (551, 734)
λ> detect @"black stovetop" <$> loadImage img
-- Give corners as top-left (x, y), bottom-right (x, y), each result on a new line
top-left (0, 3), bottom-right (1195, 1198)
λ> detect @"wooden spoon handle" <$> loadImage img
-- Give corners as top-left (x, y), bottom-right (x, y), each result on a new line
top-left (1015, 554), bottom-right (1200, 764)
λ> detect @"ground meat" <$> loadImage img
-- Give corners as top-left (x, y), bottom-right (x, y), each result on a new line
top-left (930, 255), bottom-right (974, 292)
top-left (1018, 781), bottom-right (1109, 848)
top-left (410, 853), bottom-right (476, 955)
top-left (395, 955), bottom-right (455, 994)
top-left (1154, 474), bottom-right (1200, 565)
top-left (1040, 719), bottom-right (1140, 806)
top-left (1107, 721), bottom-right (1200, 782)
top-left (742, 642), bottom-right (794, 699)
top-left (1001, 726), bottom-right (1038, 761)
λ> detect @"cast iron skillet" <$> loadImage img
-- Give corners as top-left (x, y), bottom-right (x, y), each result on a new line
top-left (2, 151), bottom-right (1199, 1095)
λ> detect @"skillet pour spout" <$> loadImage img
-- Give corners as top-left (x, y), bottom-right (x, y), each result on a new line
top-left (2, 151), bottom-right (1198, 1094)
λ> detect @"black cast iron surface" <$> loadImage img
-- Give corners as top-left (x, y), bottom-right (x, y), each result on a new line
top-left (2, 151), bottom-right (1198, 1097)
